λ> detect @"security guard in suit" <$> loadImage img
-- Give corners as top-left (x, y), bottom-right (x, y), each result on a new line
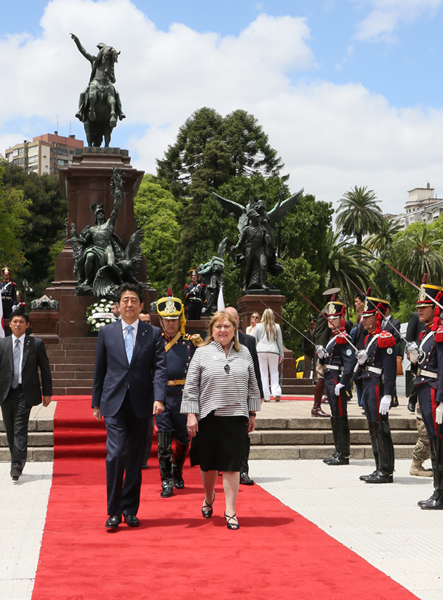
top-left (156, 290), bottom-right (201, 497)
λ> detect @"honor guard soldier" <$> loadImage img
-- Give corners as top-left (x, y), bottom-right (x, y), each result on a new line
top-left (316, 297), bottom-right (356, 465)
top-left (358, 291), bottom-right (397, 483)
top-left (184, 267), bottom-right (206, 320)
top-left (409, 275), bottom-right (443, 509)
top-left (156, 289), bottom-right (202, 497)
top-left (0, 267), bottom-right (17, 320)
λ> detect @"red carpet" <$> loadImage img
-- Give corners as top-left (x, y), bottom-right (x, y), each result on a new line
top-left (32, 397), bottom-right (417, 600)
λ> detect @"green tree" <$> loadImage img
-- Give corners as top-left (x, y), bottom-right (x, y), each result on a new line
top-left (157, 107), bottom-right (285, 198)
top-left (336, 186), bottom-right (383, 245)
top-left (0, 160), bottom-right (31, 270)
top-left (393, 227), bottom-right (443, 285)
top-left (134, 175), bottom-right (181, 296)
top-left (323, 229), bottom-right (373, 311)
top-left (365, 216), bottom-right (402, 255)
top-left (2, 162), bottom-right (68, 297)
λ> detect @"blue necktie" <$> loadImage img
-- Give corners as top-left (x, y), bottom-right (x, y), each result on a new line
top-left (124, 325), bottom-right (134, 363)
top-left (12, 339), bottom-right (20, 389)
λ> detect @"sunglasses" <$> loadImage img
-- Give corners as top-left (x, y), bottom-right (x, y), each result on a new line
top-left (224, 364), bottom-right (230, 375)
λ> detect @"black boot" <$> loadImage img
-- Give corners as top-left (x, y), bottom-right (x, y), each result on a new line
top-left (323, 417), bottom-right (338, 464)
top-left (365, 421), bottom-right (394, 483)
top-left (360, 421), bottom-right (380, 481)
top-left (325, 416), bottom-right (350, 465)
top-left (172, 440), bottom-right (189, 489)
top-left (419, 438), bottom-right (443, 509)
top-left (158, 431), bottom-right (174, 498)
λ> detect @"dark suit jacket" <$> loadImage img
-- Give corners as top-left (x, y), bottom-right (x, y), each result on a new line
top-left (92, 319), bottom-right (168, 419)
top-left (0, 334), bottom-right (52, 406)
top-left (239, 330), bottom-right (264, 399)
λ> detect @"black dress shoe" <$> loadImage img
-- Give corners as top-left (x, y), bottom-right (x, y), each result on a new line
top-left (141, 463), bottom-right (149, 470)
top-left (324, 454), bottom-right (349, 466)
top-left (359, 469), bottom-right (380, 481)
top-left (365, 471), bottom-right (393, 484)
top-left (11, 467), bottom-right (21, 482)
top-left (105, 514), bottom-right (122, 528)
top-left (240, 472), bottom-right (255, 485)
top-left (124, 515), bottom-right (140, 527)
top-left (161, 479), bottom-right (174, 498)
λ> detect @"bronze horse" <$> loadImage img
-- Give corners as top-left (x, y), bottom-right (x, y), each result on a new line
top-left (72, 34), bottom-right (125, 147)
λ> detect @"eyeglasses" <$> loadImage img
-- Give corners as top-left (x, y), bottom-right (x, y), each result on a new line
top-left (224, 364), bottom-right (230, 375)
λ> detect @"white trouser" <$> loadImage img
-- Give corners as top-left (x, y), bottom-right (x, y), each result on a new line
top-left (258, 352), bottom-right (281, 401)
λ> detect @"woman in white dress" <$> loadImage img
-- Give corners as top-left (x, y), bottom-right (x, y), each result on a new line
top-left (246, 312), bottom-right (260, 335)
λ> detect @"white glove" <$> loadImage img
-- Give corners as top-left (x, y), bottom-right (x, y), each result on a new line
top-left (357, 350), bottom-right (368, 365)
top-left (316, 345), bottom-right (326, 359)
top-left (436, 404), bottom-right (443, 425)
top-left (379, 395), bottom-right (391, 415)
top-left (335, 383), bottom-right (345, 396)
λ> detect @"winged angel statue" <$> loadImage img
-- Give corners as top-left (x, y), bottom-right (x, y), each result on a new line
top-left (212, 189), bottom-right (303, 293)
top-left (71, 167), bottom-right (144, 298)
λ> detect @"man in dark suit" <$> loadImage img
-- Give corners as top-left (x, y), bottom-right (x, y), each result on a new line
top-left (225, 307), bottom-right (264, 485)
top-left (0, 309), bottom-right (52, 482)
top-left (92, 283), bottom-right (168, 529)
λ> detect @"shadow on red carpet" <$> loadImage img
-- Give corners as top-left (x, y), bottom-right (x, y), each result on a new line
top-left (32, 396), bottom-right (418, 600)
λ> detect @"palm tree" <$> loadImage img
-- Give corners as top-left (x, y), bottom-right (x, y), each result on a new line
top-left (323, 229), bottom-right (373, 307)
top-left (365, 216), bottom-right (402, 255)
top-left (394, 228), bottom-right (443, 285)
top-left (336, 186), bottom-right (383, 245)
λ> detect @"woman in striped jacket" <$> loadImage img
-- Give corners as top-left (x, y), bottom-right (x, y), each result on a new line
top-left (181, 311), bottom-right (261, 530)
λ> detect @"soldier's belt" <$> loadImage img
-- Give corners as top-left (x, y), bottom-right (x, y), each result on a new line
top-left (364, 366), bottom-right (382, 375)
top-left (325, 365), bottom-right (342, 371)
top-left (189, 298), bottom-right (202, 303)
top-left (167, 379), bottom-right (186, 386)
top-left (417, 368), bottom-right (438, 379)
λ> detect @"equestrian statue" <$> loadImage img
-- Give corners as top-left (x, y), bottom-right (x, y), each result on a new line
top-left (71, 33), bottom-right (125, 147)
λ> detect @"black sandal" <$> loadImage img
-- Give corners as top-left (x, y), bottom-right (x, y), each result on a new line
top-left (201, 494), bottom-right (215, 519)
top-left (224, 512), bottom-right (240, 530)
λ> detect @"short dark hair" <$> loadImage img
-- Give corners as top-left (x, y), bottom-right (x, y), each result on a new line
top-left (354, 293), bottom-right (365, 302)
top-left (117, 282), bottom-right (143, 304)
top-left (10, 308), bottom-right (29, 324)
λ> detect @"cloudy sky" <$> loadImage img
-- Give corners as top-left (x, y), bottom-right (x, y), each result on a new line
top-left (1, 0), bottom-right (443, 215)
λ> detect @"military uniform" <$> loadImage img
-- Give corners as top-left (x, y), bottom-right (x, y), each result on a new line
top-left (184, 268), bottom-right (206, 320)
top-left (156, 291), bottom-right (201, 498)
top-left (359, 295), bottom-right (397, 484)
top-left (410, 279), bottom-right (443, 508)
top-left (0, 267), bottom-right (17, 320)
top-left (319, 299), bottom-right (356, 465)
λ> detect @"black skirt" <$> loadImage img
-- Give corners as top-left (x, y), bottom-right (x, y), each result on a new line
top-left (190, 410), bottom-right (248, 472)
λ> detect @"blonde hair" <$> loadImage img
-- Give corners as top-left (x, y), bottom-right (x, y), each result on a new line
top-left (261, 308), bottom-right (277, 341)
top-left (203, 311), bottom-right (241, 352)
top-left (250, 312), bottom-right (260, 323)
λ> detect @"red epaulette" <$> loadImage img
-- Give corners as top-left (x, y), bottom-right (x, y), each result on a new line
top-left (377, 331), bottom-right (396, 348)
top-left (336, 333), bottom-right (347, 345)
top-left (200, 283), bottom-right (205, 288)
top-left (11, 282), bottom-right (17, 288)
top-left (435, 325), bottom-right (443, 343)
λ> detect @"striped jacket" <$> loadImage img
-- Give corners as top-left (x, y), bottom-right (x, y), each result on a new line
top-left (180, 341), bottom-right (261, 420)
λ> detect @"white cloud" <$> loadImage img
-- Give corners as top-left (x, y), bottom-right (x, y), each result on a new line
top-left (2, 0), bottom-right (443, 217)
top-left (352, 0), bottom-right (442, 42)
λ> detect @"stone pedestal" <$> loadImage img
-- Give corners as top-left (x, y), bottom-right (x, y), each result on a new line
top-left (29, 311), bottom-right (60, 344)
top-left (44, 148), bottom-right (156, 338)
top-left (237, 293), bottom-right (297, 379)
